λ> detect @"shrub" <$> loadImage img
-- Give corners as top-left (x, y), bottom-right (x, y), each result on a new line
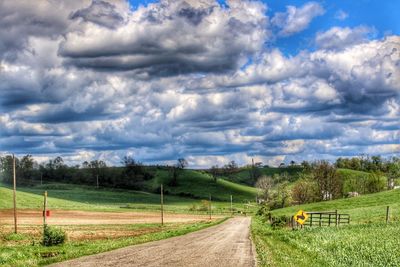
top-left (256, 204), bottom-right (270, 216)
top-left (366, 173), bottom-right (387, 193)
top-left (200, 200), bottom-right (210, 211)
top-left (270, 215), bottom-right (290, 229)
top-left (43, 225), bottom-right (66, 246)
top-left (188, 200), bottom-right (209, 212)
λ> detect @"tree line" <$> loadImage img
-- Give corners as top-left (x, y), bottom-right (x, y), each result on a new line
top-left (0, 155), bottom-right (191, 191)
top-left (256, 157), bottom-right (400, 210)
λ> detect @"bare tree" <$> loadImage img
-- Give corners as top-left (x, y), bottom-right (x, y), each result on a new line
top-left (256, 176), bottom-right (273, 201)
top-left (210, 165), bottom-right (219, 182)
top-left (176, 158), bottom-right (188, 169)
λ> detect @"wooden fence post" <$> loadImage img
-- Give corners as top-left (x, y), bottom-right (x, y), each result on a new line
top-left (386, 206), bottom-right (390, 224)
top-left (160, 184), bottom-right (164, 226)
top-left (43, 191), bottom-right (48, 229)
top-left (335, 210), bottom-right (338, 227)
top-left (230, 195), bottom-right (233, 217)
top-left (13, 154), bottom-right (17, 234)
top-left (209, 194), bottom-right (212, 220)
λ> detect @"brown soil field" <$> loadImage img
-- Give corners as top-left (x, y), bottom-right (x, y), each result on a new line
top-left (0, 209), bottom-right (221, 225)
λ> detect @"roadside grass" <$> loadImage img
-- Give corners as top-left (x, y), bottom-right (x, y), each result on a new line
top-left (251, 216), bottom-right (400, 267)
top-left (269, 189), bottom-right (400, 224)
top-left (252, 189), bottom-right (400, 266)
top-left (0, 218), bottom-right (227, 267)
top-left (0, 184), bottom-right (257, 214)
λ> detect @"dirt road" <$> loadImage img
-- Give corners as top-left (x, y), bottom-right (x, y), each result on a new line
top-left (50, 217), bottom-right (256, 267)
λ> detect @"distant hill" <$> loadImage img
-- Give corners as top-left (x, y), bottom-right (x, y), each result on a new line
top-left (221, 166), bottom-right (303, 186)
top-left (144, 168), bottom-right (258, 202)
top-left (0, 168), bottom-right (258, 213)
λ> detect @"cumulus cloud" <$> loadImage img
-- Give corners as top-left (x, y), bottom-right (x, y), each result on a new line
top-left (69, 0), bottom-right (126, 29)
top-left (272, 1), bottom-right (325, 36)
top-left (59, 0), bottom-right (268, 75)
top-left (315, 26), bottom-right (375, 50)
top-left (0, 0), bottom-right (84, 60)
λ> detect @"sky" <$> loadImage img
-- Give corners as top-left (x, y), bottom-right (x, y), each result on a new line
top-left (0, 0), bottom-right (399, 168)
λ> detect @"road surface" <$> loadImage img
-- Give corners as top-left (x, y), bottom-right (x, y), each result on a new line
top-left (50, 217), bottom-right (256, 267)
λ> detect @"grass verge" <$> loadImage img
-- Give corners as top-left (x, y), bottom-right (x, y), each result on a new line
top-left (251, 216), bottom-right (400, 267)
top-left (0, 218), bottom-right (227, 267)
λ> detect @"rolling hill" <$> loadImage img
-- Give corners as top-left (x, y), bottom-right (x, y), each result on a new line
top-left (147, 169), bottom-right (258, 201)
top-left (0, 169), bottom-right (258, 214)
top-left (220, 166), bottom-right (303, 186)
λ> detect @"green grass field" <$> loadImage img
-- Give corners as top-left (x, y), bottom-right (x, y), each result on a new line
top-left (251, 217), bottom-right (400, 267)
top-left (0, 178), bottom-right (258, 214)
top-left (252, 189), bottom-right (400, 266)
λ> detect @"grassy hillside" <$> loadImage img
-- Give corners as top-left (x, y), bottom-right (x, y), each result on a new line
top-left (145, 169), bottom-right (258, 202)
top-left (222, 166), bottom-right (302, 186)
top-left (0, 183), bottom-right (193, 212)
top-left (252, 189), bottom-right (400, 267)
top-left (270, 189), bottom-right (400, 223)
top-left (0, 172), bottom-right (258, 214)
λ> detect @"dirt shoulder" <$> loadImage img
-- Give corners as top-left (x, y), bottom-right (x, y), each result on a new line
top-left (0, 209), bottom-right (221, 225)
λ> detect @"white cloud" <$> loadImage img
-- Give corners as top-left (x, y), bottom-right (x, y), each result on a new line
top-left (59, 0), bottom-right (269, 74)
top-left (315, 26), bottom-right (375, 50)
top-left (334, 10), bottom-right (348, 21)
top-left (272, 2), bottom-right (325, 36)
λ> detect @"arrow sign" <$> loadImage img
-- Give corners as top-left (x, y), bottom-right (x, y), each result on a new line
top-left (294, 210), bottom-right (309, 225)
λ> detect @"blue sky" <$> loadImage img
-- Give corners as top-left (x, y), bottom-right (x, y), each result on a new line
top-left (0, 0), bottom-right (399, 167)
top-left (128, 0), bottom-right (400, 55)
top-left (266, 0), bottom-right (400, 55)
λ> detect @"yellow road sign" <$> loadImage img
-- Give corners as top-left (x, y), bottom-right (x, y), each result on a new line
top-left (294, 210), bottom-right (309, 225)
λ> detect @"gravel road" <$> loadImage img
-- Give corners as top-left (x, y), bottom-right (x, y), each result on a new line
top-left (50, 217), bottom-right (256, 267)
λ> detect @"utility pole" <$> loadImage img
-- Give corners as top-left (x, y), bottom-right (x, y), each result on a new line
top-left (251, 158), bottom-right (254, 182)
top-left (230, 195), bottom-right (233, 216)
top-left (43, 191), bottom-right (48, 230)
top-left (13, 154), bottom-right (17, 234)
top-left (161, 184), bottom-right (164, 226)
top-left (209, 193), bottom-right (212, 220)
top-left (96, 174), bottom-right (99, 189)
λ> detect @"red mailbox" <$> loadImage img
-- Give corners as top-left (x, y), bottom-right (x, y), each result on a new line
top-left (43, 210), bottom-right (51, 217)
